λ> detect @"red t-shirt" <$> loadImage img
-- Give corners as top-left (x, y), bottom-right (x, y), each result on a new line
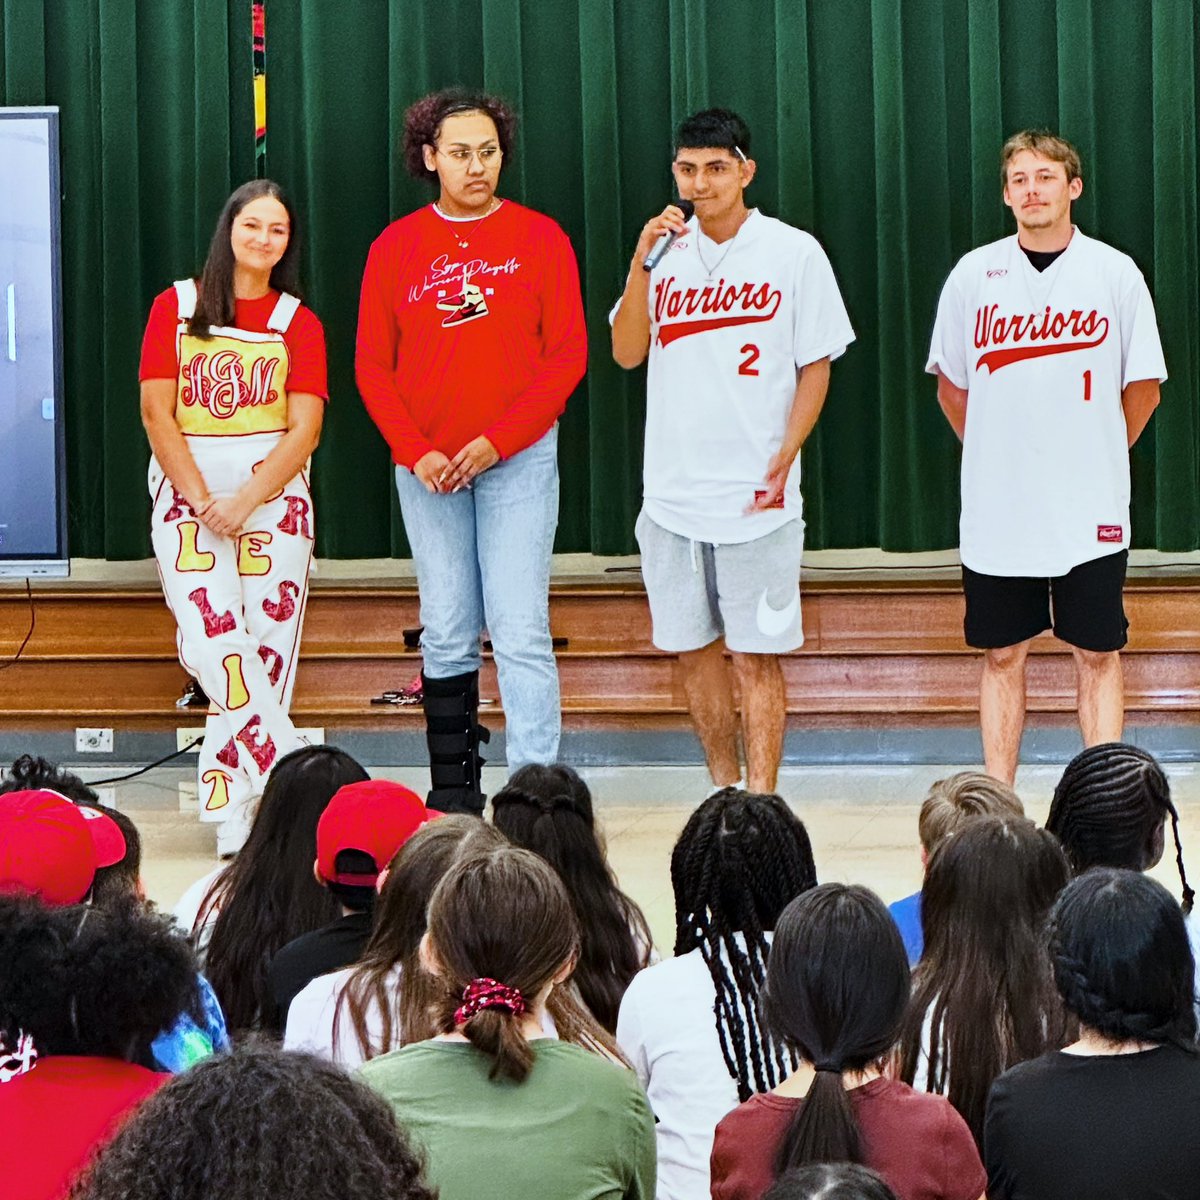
top-left (355, 200), bottom-right (587, 469)
top-left (711, 1078), bottom-right (986, 1200)
top-left (2, 1056), bottom-right (166, 1200)
top-left (139, 285), bottom-right (329, 399)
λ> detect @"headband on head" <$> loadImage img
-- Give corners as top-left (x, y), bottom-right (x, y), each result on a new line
top-left (454, 977), bottom-right (526, 1025)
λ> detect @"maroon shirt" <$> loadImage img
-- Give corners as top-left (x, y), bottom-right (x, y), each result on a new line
top-left (711, 1077), bottom-right (985, 1200)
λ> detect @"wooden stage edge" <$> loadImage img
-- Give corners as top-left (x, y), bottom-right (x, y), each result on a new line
top-left (0, 570), bottom-right (1198, 733)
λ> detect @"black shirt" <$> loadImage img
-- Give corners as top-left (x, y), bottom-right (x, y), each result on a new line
top-left (1020, 245), bottom-right (1065, 273)
top-left (985, 1043), bottom-right (1200, 1199)
top-left (267, 910), bottom-right (373, 1026)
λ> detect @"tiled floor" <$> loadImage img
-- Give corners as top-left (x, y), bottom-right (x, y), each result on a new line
top-left (75, 761), bottom-right (1200, 956)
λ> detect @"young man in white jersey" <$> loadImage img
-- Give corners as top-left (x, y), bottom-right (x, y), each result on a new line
top-left (611, 109), bottom-right (854, 793)
top-left (927, 130), bottom-right (1165, 784)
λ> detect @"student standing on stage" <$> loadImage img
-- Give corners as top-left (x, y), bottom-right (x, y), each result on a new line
top-left (611, 108), bottom-right (854, 794)
top-left (357, 88), bottom-right (586, 815)
top-left (140, 181), bottom-right (327, 856)
top-left (927, 130), bottom-right (1166, 784)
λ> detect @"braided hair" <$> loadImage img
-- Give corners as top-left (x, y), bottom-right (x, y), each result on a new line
top-left (1047, 742), bottom-right (1194, 913)
top-left (671, 788), bottom-right (818, 1100)
top-left (1048, 868), bottom-right (1198, 1050)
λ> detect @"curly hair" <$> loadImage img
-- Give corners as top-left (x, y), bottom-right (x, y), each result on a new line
top-left (1048, 868), bottom-right (1198, 1050)
top-left (671, 788), bottom-right (818, 1100)
top-left (70, 1044), bottom-right (437, 1200)
top-left (0, 896), bottom-right (199, 1065)
top-left (402, 86), bottom-right (517, 181)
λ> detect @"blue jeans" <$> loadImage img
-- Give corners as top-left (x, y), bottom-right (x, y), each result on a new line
top-left (394, 425), bottom-right (561, 769)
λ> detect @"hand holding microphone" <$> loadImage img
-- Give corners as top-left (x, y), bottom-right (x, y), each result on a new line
top-left (639, 200), bottom-right (695, 271)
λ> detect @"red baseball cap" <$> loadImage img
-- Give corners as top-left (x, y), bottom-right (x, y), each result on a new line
top-left (316, 780), bottom-right (440, 887)
top-left (0, 790), bottom-right (125, 906)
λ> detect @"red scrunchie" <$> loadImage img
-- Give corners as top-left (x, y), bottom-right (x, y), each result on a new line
top-left (454, 977), bottom-right (526, 1025)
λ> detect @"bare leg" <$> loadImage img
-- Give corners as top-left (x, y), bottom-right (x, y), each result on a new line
top-left (980, 640), bottom-right (1032, 785)
top-left (678, 639), bottom-right (741, 787)
top-left (1073, 647), bottom-right (1124, 745)
top-left (731, 651), bottom-right (786, 793)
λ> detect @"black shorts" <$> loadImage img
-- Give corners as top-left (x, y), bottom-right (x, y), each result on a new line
top-left (962, 550), bottom-right (1129, 652)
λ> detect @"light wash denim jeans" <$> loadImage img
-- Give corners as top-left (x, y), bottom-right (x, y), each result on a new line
top-left (394, 425), bottom-right (561, 769)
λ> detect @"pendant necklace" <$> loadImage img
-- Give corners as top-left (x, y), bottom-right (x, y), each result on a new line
top-left (695, 212), bottom-right (751, 281)
top-left (434, 199), bottom-right (502, 250)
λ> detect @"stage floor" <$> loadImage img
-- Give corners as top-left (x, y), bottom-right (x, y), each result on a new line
top-left (75, 759), bottom-right (1200, 958)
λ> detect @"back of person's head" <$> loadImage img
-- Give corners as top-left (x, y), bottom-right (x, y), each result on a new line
top-left (763, 884), bottom-right (909, 1174)
top-left (203, 744), bottom-right (369, 1033)
top-left (900, 816), bottom-right (1069, 1145)
top-left (426, 846), bottom-right (580, 1082)
top-left (0, 895), bottom-right (198, 1065)
top-left (492, 763), bottom-right (651, 1031)
top-left (764, 1163), bottom-right (899, 1200)
top-left (1, 754), bottom-right (99, 803)
top-left (917, 771), bottom-right (1024, 856)
top-left (671, 788), bottom-right (818, 1099)
top-left (1047, 742), bottom-right (1193, 911)
top-left (675, 107), bottom-right (751, 155)
top-left (69, 1045), bottom-right (436, 1200)
top-left (1049, 868), bottom-right (1197, 1048)
top-left (315, 779), bottom-right (439, 912)
top-left (84, 804), bottom-right (143, 911)
top-left (337, 815), bottom-right (506, 1056)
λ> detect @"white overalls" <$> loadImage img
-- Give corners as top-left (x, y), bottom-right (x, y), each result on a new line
top-left (149, 280), bottom-right (314, 843)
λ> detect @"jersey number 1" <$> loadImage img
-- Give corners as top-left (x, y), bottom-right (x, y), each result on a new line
top-left (1082, 370), bottom-right (1092, 402)
top-left (738, 344), bottom-right (760, 376)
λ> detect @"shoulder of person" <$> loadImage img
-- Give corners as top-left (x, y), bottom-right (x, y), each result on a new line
top-left (287, 299), bottom-right (325, 336)
top-left (499, 199), bottom-right (573, 242)
top-left (148, 284), bottom-right (184, 319)
top-left (948, 234), bottom-right (1015, 281)
top-left (369, 208), bottom-right (434, 255)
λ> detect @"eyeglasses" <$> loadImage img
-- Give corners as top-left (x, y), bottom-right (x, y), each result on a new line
top-left (436, 146), bottom-right (502, 167)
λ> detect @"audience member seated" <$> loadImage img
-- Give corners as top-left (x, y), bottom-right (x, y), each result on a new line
top-left (711, 883), bottom-right (984, 1200)
top-left (492, 763), bottom-right (654, 1032)
top-left (177, 744), bottom-right (369, 1035)
top-left (897, 816), bottom-right (1069, 1146)
top-left (617, 788), bottom-right (818, 1200)
top-left (359, 845), bottom-right (656, 1200)
top-left (70, 1045), bottom-right (436, 1200)
top-left (286, 815), bottom-right (622, 1067)
top-left (269, 779), bottom-right (439, 1023)
top-left (0, 885), bottom-right (199, 1200)
top-left (763, 1164), bottom-right (899, 1200)
top-left (886, 772), bottom-right (1024, 962)
top-left (984, 869), bottom-right (1200, 1199)
top-left (1045, 742), bottom-right (1198, 970)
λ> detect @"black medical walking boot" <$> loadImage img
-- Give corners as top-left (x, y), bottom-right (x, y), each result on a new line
top-left (421, 669), bottom-right (490, 816)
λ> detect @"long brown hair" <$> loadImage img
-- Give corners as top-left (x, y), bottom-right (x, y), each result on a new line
top-left (492, 764), bottom-right (652, 1032)
top-left (426, 847), bottom-right (581, 1082)
top-left (898, 816), bottom-right (1070, 1146)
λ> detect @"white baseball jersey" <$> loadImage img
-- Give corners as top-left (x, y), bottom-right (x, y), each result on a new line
top-left (927, 230), bottom-right (1166, 577)
top-left (614, 210), bottom-right (854, 544)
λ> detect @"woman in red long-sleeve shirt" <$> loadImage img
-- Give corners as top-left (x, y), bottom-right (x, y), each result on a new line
top-left (356, 88), bottom-right (586, 814)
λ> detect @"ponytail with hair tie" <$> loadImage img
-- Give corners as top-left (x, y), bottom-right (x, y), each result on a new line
top-left (454, 977), bottom-right (526, 1025)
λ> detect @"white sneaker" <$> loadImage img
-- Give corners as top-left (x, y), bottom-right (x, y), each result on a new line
top-left (706, 778), bottom-right (746, 798)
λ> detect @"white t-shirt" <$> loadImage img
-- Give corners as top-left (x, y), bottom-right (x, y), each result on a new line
top-left (283, 964), bottom-right (401, 1070)
top-left (614, 209), bottom-right (854, 545)
top-left (172, 864), bottom-right (227, 967)
top-left (927, 229), bottom-right (1166, 576)
top-left (617, 943), bottom-right (778, 1200)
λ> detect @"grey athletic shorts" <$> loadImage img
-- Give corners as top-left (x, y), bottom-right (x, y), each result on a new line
top-left (635, 509), bottom-right (804, 654)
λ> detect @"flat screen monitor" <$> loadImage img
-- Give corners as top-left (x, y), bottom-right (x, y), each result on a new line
top-left (0, 107), bottom-right (67, 577)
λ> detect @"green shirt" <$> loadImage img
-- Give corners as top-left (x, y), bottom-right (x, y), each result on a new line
top-left (359, 1038), bottom-right (656, 1200)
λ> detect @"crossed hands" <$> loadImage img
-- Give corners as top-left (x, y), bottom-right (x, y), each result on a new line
top-left (414, 436), bottom-right (501, 494)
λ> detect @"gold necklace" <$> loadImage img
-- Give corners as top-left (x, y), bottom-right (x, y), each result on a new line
top-left (434, 199), bottom-right (502, 250)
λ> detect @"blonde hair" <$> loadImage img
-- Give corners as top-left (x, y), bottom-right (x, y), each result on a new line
top-left (1000, 129), bottom-right (1082, 185)
top-left (918, 772), bottom-right (1025, 855)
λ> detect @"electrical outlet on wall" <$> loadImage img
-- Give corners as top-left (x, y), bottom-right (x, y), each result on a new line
top-left (75, 728), bottom-right (113, 753)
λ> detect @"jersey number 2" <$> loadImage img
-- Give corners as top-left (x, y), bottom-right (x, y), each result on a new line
top-left (738, 344), bottom-right (760, 376)
top-left (1082, 370), bottom-right (1092, 402)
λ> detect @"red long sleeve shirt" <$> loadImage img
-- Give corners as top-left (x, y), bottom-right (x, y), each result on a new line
top-left (355, 200), bottom-right (587, 469)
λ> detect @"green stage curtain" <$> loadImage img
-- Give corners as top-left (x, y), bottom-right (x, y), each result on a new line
top-left (3, 0), bottom-right (1198, 557)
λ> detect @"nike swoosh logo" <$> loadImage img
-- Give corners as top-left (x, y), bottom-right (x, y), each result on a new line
top-left (756, 587), bottom-right (800, 638)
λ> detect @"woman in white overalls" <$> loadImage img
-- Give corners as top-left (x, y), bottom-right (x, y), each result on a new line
top-left (139, 180), bottom-right (327, 856)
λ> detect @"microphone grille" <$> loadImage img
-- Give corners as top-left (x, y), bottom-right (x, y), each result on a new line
top-left (677, 199), bottom-right (696, 221)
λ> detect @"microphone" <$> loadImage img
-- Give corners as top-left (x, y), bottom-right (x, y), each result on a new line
top-left (642, 200), bottom-right (695, 272)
